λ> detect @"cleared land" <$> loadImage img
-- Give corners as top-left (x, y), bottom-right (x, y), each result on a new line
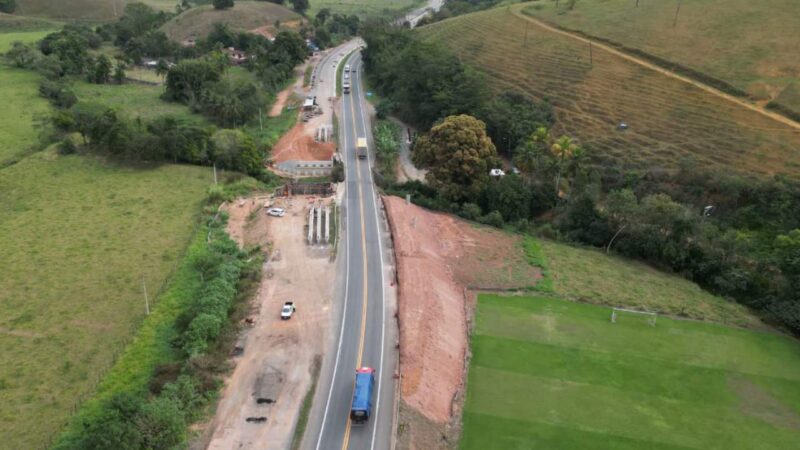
top-left (15, 0), bottom-right (178, 21)
top-left (0, 149), bottom-right (212, 449)
top-left (0, 12), bottom-right (58, 31)
top-left (73, 81), bottom-right (204, 121)
top-left (463, 294), bottom-right (800, 449)
top-left (161, 1), bottom-right (302, 42)
top-left (418, 7), bottom-right (800, 177)
top-left (523, 0), bottom-right (800, 112)
top-left (0, 29), bottom-right (54, 50)
top-left (309, 0), bottom-right (423, 17)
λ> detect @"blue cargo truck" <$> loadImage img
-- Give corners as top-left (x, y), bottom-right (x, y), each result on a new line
top-left (350, 367), bottom-right (376, 424)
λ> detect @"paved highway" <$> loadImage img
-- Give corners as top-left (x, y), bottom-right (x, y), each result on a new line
top-left (305, 51), bottom-right (397, 450)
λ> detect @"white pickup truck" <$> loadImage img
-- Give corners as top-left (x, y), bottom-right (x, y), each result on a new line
top-left (280, 302), bottom-right (296, 320)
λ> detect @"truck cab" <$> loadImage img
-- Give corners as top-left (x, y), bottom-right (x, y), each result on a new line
top-left (350, 367), bottom-right (375, 424)
top-left (343, 80), bottom-right (350, 94)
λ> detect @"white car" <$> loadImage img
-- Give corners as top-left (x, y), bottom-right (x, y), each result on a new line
top-left (267, 207), bottom-right (285, 217)
top-left (281, 302), bottom-right (295, 320)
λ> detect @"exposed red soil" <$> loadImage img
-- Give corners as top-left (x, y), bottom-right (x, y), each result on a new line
top-left (383, 196), bottom-right (541, 431)
top-left (269, 123), bottom-right (335, 163)
top-left (269, 87), bottom-right (292, 117)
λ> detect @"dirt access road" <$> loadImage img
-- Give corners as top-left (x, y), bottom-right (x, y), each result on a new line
top-left (205, 195), bottom-right (336, 449)
top-left (509, 4), bottom-right (800, 131)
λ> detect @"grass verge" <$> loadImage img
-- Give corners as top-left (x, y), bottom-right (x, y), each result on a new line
top-left (291, 355), bottom-right (323, 450)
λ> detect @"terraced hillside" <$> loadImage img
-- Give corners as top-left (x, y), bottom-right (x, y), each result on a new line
top-left (161, 1), bottom-right (302, 42)
top-left (523, 0), bottom-right (800, 114)
top-left (418, 7), bottom-right (800, 177)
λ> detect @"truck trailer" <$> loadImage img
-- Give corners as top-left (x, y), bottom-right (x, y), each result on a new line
top-left (356, 137), bottom-right (367, 160)
top-left (350, 367), bottom-right (375, 424)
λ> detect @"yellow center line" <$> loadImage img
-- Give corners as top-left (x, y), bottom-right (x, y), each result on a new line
top-left (341, 61), bottom-right (370, 450)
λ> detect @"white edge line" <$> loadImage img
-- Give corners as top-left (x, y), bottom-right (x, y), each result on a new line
top-left (315, 44), bottom-right (353, 450)
top-left (351, 55), bottom-right (388, 450)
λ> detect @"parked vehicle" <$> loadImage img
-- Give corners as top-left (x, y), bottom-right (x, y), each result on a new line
top-left (280, 302), bottom-right (295, 320)
top-left (350, 367), bottom-right (375, 424)
top-left (267, 207), bottom-right (285, 217)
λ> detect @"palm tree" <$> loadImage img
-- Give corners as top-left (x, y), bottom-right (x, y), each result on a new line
top-left (550, 135), bottom-right (580, 200)
top-left (513, 127), bottom-right (549, 177)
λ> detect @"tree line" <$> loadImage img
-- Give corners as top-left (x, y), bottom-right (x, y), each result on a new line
top-left (362, 24), bottom-right (800, 334)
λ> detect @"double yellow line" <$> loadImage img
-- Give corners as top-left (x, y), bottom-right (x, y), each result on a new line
top-left (341, 60), bottom-right (370, 450)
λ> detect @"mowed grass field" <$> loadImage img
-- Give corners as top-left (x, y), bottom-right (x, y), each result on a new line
top-left (523, 0), bottom-right (800, 112)
top-left (161, 1), bottom-right (302, 42)
top-left (463, 294), bottom-right (800, 449)
top-left (0, 66), bottom-right (50, 163)
top-left (0, 150), bottom-right (212, 449)
top-left (417, 7), bottom-right (800, 177)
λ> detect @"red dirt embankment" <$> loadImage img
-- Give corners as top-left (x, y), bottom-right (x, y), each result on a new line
top-left (383, 196), bottom-right (541, 433)
top-left (270, 124), bottom-right (335, 163)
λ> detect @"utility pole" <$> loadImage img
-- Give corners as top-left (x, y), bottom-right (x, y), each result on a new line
top-left (259, 108), bottom-right (263, 131)
top-left (142, 276), bottom-right (150, 315)
top-left (213, 163), bottom-right (218, 184)
top-left (589, 41), bottom-right (593, 66)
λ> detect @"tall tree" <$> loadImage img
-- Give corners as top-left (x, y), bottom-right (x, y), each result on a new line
top-left (213, 0), bottom-right (235, 10)
top-left (292, 0), bottom-right (309, 14)
top-left (412, 114), bottom-right (499, 201)
top-left (550, 135), bottom-right (581, 200)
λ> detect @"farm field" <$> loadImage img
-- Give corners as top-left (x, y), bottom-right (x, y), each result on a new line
top-left (463, 294), bottom-right (800, 450)
top-left (522, 0), bottom-right (800, 113)
top-left (308, 0), bottom-right (423, 17)
top-left (161, 1), bottom-right (302, 42)
top-left (15, 0), bottom-right (178, 21)
top-left (0, 66), bottom-right (49, 163)
top-left (0, 149), bottom-right (212, 449)
top-left (417, 7), bottom-right (800, 177)
top-left (0, 12), bottom-right (58, 32)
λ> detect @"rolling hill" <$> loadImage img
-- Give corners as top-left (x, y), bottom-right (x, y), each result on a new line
top-left (417, 6), bottom-right (800, 177)
top-left (161, 1), bottom-right (303, 42)
top-left (523, 0), bottom-right (800, 115)
top-left (14, 0), bottom-right (176, 21)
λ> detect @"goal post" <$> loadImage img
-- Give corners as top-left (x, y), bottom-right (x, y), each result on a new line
top-left (610, 307), bottom-right (657, 327)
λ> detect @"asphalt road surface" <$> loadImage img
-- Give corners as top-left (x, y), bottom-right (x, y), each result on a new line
top-left (305, 51), bottom-right (396, 450)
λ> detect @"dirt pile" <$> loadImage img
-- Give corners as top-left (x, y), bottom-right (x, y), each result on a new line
top-left (383, 196), bottom-right (541, 447)
top-left (270, 124), bottom-right (336, 163)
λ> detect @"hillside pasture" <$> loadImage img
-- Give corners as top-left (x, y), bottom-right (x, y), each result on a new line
top-left (0, 150), bottom-right (212, 449)
top-left (463, 294), bottom-right (800, 450)
top-left (523, 0), bottom-right (800, 114)
top-left (161, 1), bottom-right (303, 42)
top-left (0, 12), bottom-right (58, 31)
top-left (418, 7), bottom-right (800, 177)
top-left (309, 0), bottom-right (423, 17)
top-left (72, 81), bottom-right (204, 121)
top-left (0, 66), bottom-right (49, 163)
top-left (15, 0), bottom-right (178, 21)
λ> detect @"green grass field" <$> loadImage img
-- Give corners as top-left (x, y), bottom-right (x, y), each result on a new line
top-left (0, 13), bottom-right (58, 32)
top-left (161, 1), bottom-right (302, 42)
top-left (72, 81), bottom-right (203, 121)
top-left (309, 0), bottom-right (423, 17)
top-left (418, 6), bottom-right (800, 177)
top-left (523, 0), bottom-right (800, 113)
top-left (0, 149), bottom-right (212, 449)
top-left (463, 294), bottom-right (800, 449)
top-left (0, 66), bottom-right (49, 163)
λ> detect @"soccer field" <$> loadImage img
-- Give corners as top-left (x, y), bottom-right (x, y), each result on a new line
top-left (462, 294), bottom-right (800, 449)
